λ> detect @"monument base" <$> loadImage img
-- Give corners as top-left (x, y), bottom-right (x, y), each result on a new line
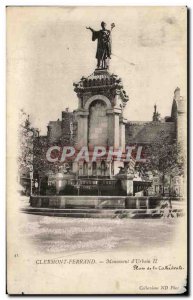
top-left (20, 195), bottom-right (185, 219)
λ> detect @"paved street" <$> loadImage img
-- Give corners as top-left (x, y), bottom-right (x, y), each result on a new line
top-left (19, 197), bottom-right (180, 254)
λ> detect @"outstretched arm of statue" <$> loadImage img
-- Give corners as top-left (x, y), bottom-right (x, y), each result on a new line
top-left (86, 26), bottom-right (94, 32)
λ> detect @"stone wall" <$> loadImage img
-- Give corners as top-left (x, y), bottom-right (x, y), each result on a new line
top-left (125, 121), bottom-right (176, 144)
top-left (61, 111), bottom-right (76, 146)
top-left (47, 120), bottom-right (62, 144)
top-left (47, 111), bottom-right (76, 146)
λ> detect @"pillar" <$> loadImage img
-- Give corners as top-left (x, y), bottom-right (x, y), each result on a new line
top-left (107, 108), bottom-right (122, 148)
top-left (119, 117), bottom-right (127, 152)
top-left (76, 110), bottom-right (89, 148)
top-left (114, 113), bottom-right (120, 148)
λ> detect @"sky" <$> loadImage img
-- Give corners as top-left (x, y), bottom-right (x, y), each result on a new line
top-left (7, 6), bottom-right (187, 135)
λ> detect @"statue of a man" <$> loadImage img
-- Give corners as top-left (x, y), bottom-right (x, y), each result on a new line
top-left (86, 22), bottom-right (115, 69)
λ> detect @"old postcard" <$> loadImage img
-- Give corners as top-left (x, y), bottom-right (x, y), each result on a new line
top-left (7, 6), bottom-right (188, 294)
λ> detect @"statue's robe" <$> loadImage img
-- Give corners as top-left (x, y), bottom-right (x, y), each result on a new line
top-left (92, 29), bottom-right (111, 61)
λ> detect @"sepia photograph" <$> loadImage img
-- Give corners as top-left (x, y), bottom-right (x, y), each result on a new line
top-left (6, 6), bottom-right (188, 294)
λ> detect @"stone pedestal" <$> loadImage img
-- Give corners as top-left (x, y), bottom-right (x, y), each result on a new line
top-left (73, 69), bottom-right (129, 177)
top-left (55, 171), bottom-right (76, 195)
top-left (116, 173), bottom-right (135, 196)
top-left (125, 175), bottom-right (134, 195)
top-left (55, 172), bottom-right (64, 195)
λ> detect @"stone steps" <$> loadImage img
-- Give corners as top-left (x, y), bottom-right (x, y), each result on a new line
top-left (21, 207), bottom-right (184, 219)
